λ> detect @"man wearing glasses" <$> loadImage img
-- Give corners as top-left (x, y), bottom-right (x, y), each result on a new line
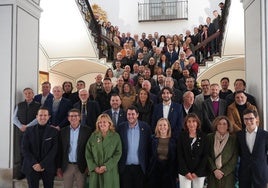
top-left (57, 108), bottom-right (92, 188)
top-left (237, 109), bottom-right (268, 188)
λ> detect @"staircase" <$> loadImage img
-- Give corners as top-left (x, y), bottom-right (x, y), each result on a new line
top-left (76, 0), bottom-right (121, 61)
top-left (76, 0), bottom-right (231, 69)
top-left (13, 177), bottom-right (82, 188)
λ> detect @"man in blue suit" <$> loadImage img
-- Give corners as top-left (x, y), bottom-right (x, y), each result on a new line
top-left (103, 93), bottom-right (126, 129)
top-left (165, 43), bottom-right (178, 66)
top-left (152, 87), bottom-right (183, 139)
top-left (117, 105), bottom-right (151, 188)
top-left (21, 107), bottom-right (58, 188)
top-left (237, 109), bottom-right (268, 188)
top-left (33, 81), bottom-right (53, 106)
top-left (43, 86), bottom-right (72, 130)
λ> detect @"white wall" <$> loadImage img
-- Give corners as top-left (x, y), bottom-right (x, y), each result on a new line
top-left (223, 0), bottom-right (244, 56)
top-left (39, 48), bottom-right (49, 72)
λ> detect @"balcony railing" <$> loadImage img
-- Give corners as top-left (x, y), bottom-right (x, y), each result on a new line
top-left (138, 1), bottom-right (188, 22)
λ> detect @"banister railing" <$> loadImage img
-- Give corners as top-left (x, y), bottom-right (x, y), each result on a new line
top-left (194, 0), bottom-right (231, 57)
top-left (77, 0), bottom-right (122, 59)
top-left (77, 0), bottom-right (230, 61)
top-left (194, 31), bottom-right (220, 52)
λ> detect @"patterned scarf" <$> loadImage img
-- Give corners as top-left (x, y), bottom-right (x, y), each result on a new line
top-left (214, 131), bottom-right (229, 169)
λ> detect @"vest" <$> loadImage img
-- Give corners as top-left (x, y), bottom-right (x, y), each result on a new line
top-left (17, 101), bottom-right (40, 124)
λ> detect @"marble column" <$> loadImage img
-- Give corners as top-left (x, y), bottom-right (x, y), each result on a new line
top-left (0, 0), bottom-right (41, 186)
top-left (243, 0), bottom-right (268, 130)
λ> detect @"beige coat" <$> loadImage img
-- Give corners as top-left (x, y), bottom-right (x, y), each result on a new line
top-left (227, 102), bottom-right (258, 133)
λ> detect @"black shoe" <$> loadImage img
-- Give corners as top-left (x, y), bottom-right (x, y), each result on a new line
top-left (14, 173), bottom-right (25, 180)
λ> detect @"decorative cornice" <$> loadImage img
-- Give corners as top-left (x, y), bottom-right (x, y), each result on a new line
top-left (0, 0), bottom-right (42, 18)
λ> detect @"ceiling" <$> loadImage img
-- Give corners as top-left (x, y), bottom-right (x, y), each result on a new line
top-left (39, 0), bottom-right (106, 77)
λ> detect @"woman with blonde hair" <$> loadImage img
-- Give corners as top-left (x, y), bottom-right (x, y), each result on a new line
top-left (148, 118), bottom-right (177, 188)
top-left (85, 114), bottom-right (122, 188)
top-left (207, 116), bottom-right (238, 188)
top-left (171, 60), bottom-right (183, 82)
top-left (177, 113), bottom-right (207, 188)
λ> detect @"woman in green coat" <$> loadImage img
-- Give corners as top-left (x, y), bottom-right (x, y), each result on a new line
top-left (207, 116), bottom-right (238, 188)
top-left (85, 113), bottom-right (122, 188)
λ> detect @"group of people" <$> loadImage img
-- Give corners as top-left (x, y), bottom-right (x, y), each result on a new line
top-left (13, 71), bottom-right (268, 188)
top-left (98, 4), bottom-right (223, 65)
top-left (13, 3), bottom-right (267, 187)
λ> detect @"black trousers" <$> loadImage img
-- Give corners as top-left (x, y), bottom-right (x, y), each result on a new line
top-left (149, 160), bottom-right (176, 188)
top-left (26, 170), bottom-right (54, 188)
top-left (121, 165), bottom-right (145, 188)
top-left (13, 127), bottom-right (24, 179)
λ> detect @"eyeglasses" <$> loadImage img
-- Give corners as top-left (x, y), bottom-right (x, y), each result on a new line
top-left (243, 117), bottom-right (255, 121)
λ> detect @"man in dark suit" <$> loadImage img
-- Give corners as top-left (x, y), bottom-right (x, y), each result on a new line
top-left (43, 86), bottom-right (72, 130)
top-left (152, 87), bottom-right (184, 139)
top-left (57, 108), bottom-right (92, 188)
top-left (21, 107), bottom-right (58, 188)
top-left (69, 80), bottom-right (86, 105)
top-left (73, 88), bottom-right (100, 131)
top-left (206, 16), bottom-right (216, 55)
top-left (237, 109), bottom-right (268, 188)
top-left (95, 77), bottom-right (115, 112)
top-left (103, 93), bottom-right (126, 129)
top-left (202, 83), bottom-right (227, 134)
top-left (165, 44), bottom-right (178, 65)
top-left (182, 91), bottom-right (200, 119)
top-left (117, 105), bottom-right (151, 188)
top-left (33, 81), bottom-right (53, 106)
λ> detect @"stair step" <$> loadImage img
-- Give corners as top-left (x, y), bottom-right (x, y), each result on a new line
top-left (13, 177), bottom-right (81, 188)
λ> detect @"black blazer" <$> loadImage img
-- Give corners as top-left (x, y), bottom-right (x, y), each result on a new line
top-left (58, 125), bottom-right (92, 173)
top-left (43, 97), bottom-right (72, 128)
top-left (237, 128), bottom-right (268, 186)
top-left (182, 103), bottom-right (201, 120)
top-left (152, 102), bottom-right (184, 140)
top-left (73, 100), bottom-right (101, 131)
top-left (157, 61), bottom-right (171, 73)
top-left (177, 130), bottom-right (207, 177)
top-left (34, 93), bottom-right (53, 105)
top-left (165, 51), bottom-right (178, 65)
top-left (202, 98), bottom-right (227, 134)
top-left (21, 124), bottom-right (58, 175)
top-left (117, 120), bottom-right (152, 174)
top-left (148, 136), bottom-right (177, 179)
top-left (103, 108), bottom-right (127, 129)
top-left (134, 101), bottom-right (154, 126)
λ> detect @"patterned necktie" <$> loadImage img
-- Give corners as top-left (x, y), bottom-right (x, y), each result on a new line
top-left (81, 103), bottom-right (87, 126)
top-left (112, 111), bottom-right (117, 126)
